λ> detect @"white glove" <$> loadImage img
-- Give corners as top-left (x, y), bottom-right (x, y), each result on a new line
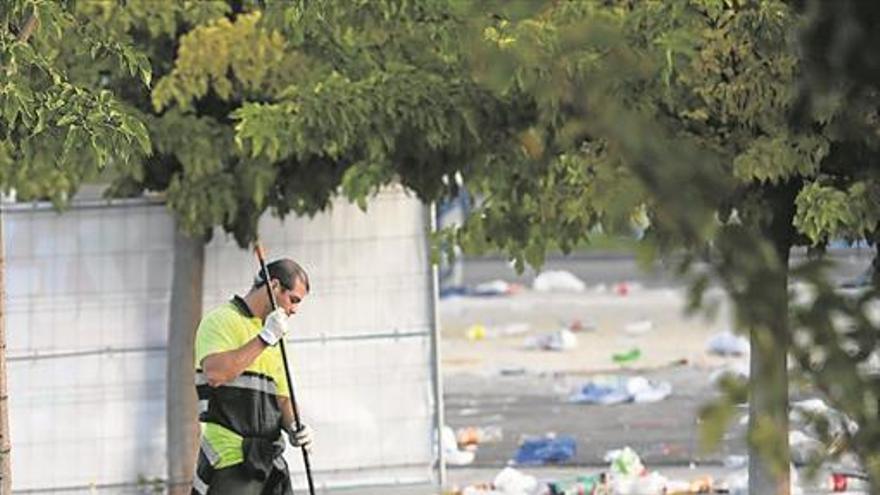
top-left (288, 423), bottom-right (314, 452)
top-left (258, 309), bottom-right (289, 346)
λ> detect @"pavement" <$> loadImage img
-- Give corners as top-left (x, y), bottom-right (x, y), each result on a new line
top-left (346, 250), bottom-right (875, 494)
top-left (327, 466), bottom-right (733, 494)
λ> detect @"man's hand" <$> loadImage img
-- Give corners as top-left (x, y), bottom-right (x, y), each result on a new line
top-left (258, 309), bottom-right (289, 346)
top-left (288, 423), bottom-right (314, 453)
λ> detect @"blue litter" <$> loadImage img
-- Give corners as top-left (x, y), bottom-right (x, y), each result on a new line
top-left (568, 378), bottom-right (630, 405)
top-left (438, 286), bottom-right (468, 298)
top-left (513, 435), bottom-right (577, 465)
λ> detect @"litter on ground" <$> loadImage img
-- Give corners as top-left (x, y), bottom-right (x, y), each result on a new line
top-left (524, 329), bottom-right (578, 351)
top-left (449, 444), bottom-right (872, 495)
top-left (623, 319), bottom-right (654, 336)
top-left (532, 270), bottom-right (587, 293)
top-left (513, 434), bottom-right (577, 465)
top-left (442, 425), bottom-right (475, 465)
top-left (473, 280), bottom-right (524, 297)
top-left (567, 376), bottom-right (672, 405)
top-left (467, 322), bottom-right (532, 341)
top-left (612, 348), bottom-right (642, 365)
top-left (706, 331), bottom-right (750, 356)
top-left (567, 318), bottom-right (597, 332)
top-left (457, 425), bottom-right (503, 449)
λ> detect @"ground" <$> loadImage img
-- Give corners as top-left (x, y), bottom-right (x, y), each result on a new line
top-left (338, 250), bottom-right (874, 494)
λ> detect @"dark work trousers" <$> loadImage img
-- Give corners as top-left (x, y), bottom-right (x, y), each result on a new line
top-left (206, 466), bottom-right (264, 495)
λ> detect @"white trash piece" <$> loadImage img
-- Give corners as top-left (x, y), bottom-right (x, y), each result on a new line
top-left (442, 425), bottom-right (475, 465)
top-left (524, 328), bottom-right (578, 351)
top-left (493, 467), bottom-right (538, 495)
top-left (461, 486), bottom-right (503, 495)
top-left (624, 319), bottom-right (654, 336)
top-left (791, 398), bottom-right (859, 435)
top-left (532, 270), bottom-right (586, 293)
top-left (707, 331), bottom-right (750, 356)
top-left (626, 376), bottom-right (672, 403)
top-left (611, 471), bottom-right (667, 495)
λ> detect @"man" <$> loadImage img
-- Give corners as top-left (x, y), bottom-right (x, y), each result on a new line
top-left (192, 258), bottom-right (314, 495)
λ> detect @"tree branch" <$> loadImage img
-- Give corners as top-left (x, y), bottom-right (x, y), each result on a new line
top-left (17, 12), bottom-right (38, 43)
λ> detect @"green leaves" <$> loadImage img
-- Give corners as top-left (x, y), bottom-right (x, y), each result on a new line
top-left (0, 0), bottom-right (153, 206)
top-left (732, 134), bottom-right (829, 184)
top-left (152, 11), bottom-right (289, 111)
top-left (794, 181), bottom-right (880, 244)
top-left (165, 172), bottom-right (239, 237)
top-left (107, 0), bottom-right (493, 245)
top-left (341, 161), bottom-right (394, 211)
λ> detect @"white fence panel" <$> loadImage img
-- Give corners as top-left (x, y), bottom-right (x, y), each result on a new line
top-left (5, 188), bottom-right (439, 493)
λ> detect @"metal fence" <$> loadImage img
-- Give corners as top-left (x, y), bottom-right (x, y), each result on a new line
top-left (4, 188), bottom-right (441, 493)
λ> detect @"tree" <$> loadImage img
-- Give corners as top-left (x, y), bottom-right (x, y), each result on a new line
top-left (796, 0), bottom-right (880, 288)
top-left (66, 1), bottom-right (515, 491)
top-left (1, 0), bottom-right (151, 490)
top-left (432, 1), bottom-right (879, 493)
top-left (34, 1), bottom-right (878, 492)
top-left (221, 2), bottom-right (845, 491)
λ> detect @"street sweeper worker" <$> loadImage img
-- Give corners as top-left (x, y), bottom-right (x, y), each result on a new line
top-left (192, 258), bottom-right (314, 495)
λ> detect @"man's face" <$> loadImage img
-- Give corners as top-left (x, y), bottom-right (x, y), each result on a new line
top-left (273, 278), bottom-right (308, 316)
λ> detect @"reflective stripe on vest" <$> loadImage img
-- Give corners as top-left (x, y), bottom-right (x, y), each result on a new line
top-left (192, 472), bottom-right (209, 495)
top-left (195, 370), bottom-right (278, 396)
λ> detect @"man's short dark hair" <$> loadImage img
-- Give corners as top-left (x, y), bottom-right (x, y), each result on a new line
top-left (254, 258), bottom-right (310, 293)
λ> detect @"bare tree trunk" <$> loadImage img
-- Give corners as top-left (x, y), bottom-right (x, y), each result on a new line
top-left (166, 225), bottom-right (204, 494)
top-left (16, 13), bottom-right (38, 43)
top-left (0, 211), bottom-right (11, 494)
top-left (748, 265), bottom-right (792, 494)
top-left (748, 183), bottom-right (797, 495)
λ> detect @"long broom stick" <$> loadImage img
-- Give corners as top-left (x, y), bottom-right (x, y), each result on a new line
top-left (254, 240), bottom-right (316, 495)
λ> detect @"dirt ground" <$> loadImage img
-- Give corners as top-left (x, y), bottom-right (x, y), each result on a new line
top-left (347, 249), bottom-right (876, 494)
top-left (430, 285), bottom-right (860, 495)
top-left (439, 287), bottom-right (737, 375)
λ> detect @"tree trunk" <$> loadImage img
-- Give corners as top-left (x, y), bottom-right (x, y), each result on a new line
top-left (871, 243), bottom-right (879, 289)
top-left (748, 183), bottom-right (797, 495)
top-left (747, 263), bottom-right (792, 494)
top-left (166, 225), bottom-right (205, 494)
top-left (0, 211), bottom-right (11, 494)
